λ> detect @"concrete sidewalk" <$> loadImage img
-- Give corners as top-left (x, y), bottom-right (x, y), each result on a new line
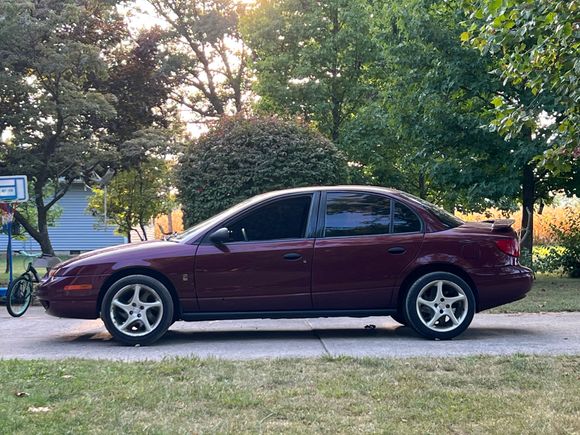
top-left (1, 307), bottom-right (579, 360)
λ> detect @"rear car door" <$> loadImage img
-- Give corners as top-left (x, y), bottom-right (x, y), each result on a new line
top-left (195, 193), bottom-right (317, 312)
top-left (312, 191), bottom-right (424, 309)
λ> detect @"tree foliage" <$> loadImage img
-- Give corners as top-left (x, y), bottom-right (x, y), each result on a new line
top-left (464, 0), bottom-right (579, 173)
top-left (0, 0), bottom-right (123, 254)
top-left (87, 159), bottom-right (173, 243)
top-left (177, 116), bottom-right (348, 225)
top-left (0, 0), bottom-right (180, 253)
top-left (351, 0), bottom-right (523, 210)
top-left (146, 0), bottom-right (251, 122)
top-left (242, 0), bottom-right (381, 142)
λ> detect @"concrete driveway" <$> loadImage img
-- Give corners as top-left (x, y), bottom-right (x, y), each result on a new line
top-left (1, 307), bottom-right (579, 360)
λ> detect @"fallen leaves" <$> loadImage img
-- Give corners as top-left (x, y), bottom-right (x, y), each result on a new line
top-left (28, 406), bottom-right (51, 413)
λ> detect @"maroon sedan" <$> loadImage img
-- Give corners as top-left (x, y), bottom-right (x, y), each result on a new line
top-left (38, 186), bottom-right (533, 345)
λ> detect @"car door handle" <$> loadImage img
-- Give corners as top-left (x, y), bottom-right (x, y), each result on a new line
top-left (283, 253), bottom-right (303, 261)
top-left (387, 247), bottom-right (406, 255)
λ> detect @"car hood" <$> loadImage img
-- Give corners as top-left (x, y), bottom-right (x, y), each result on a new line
top-left (54, 240), bottom-right (189, 276)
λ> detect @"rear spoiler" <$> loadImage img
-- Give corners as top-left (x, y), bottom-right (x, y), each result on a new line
top-left (481, 219), bottom-right (515, 232)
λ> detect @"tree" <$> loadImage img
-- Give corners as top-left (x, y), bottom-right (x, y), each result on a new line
top-left (461, 0), bottom-right (580, 253)
top-left (145, 0), bottom-right (251, 122)
top-left (177, 116), bottom-right (348, 225)
top-left (87, 159), bottom-right (173, 243)
top-left (103, 26), bottom-right (176, 151)
top-left (0, 1), bottom-right (180, 254)
top-left (242, 0), bottom-right (382, 142)
top-left (463, 0), bottom-right (579, 173)
top-left (0, 0), bottom-right (123, 254)
top-left (363, 0), bottom-right (531, 210)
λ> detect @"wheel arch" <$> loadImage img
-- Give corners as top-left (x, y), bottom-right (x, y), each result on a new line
top-left (396, 263), bottom-right (479, 312)
top-left (97, 267), bottom-right (181, 320)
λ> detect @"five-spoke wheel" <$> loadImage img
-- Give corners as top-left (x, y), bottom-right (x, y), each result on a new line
top-left (404, 272), bottom-right (475, 340)
top-left (101, 275), bottom-right (174, 345)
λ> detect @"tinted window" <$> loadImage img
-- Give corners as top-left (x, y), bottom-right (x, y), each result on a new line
top-left (227, 196), bottom-right (312, 242)
top-left (325, 193), bottom-right (391, 237)
top-left (399, 192), bottom-right (463, 229)
top-left (393, 202), bottom-right (422, 233)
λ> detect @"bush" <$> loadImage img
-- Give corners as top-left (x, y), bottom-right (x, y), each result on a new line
top-left (545, 208), bottom-right (580, 278)
top-left (177, 116), bottom-right (349, 225)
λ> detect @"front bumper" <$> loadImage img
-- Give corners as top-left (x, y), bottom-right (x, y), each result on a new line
top-left (37, 275), bottom-right (105, 319)
top-left (471, 265), bottom-right (534, 311)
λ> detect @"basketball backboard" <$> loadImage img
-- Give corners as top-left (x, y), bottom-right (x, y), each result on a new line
top-left (0, 175), bottom-right (29, 202)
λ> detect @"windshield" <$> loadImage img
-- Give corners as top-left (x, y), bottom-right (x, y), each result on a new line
top-left (399, 192), bottom-right (464, 229)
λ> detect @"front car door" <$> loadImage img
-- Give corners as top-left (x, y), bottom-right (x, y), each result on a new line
top-left (312, 191), bottom-right (424, 310)
top-left (194, 193), bottom-right (317, 312)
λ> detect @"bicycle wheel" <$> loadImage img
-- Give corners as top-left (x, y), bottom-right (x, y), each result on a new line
top-left (6, 276), bottom-right (34, 317)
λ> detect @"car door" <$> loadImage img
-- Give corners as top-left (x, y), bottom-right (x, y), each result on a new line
top-left (194, 193), bottom-right (317, 312)
top-left (312, 191), bottom-right (424, 310)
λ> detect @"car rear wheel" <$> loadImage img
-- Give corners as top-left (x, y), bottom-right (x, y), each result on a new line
top-left (101, 275), bottom-right (174, 346)
top-left (403, 272), bottom-right (475, 340)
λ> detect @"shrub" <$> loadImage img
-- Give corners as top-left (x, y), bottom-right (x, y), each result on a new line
top-left (545, 208), bottom-right (580, 278)
top-left (177, 116), bottom-right (349, 225)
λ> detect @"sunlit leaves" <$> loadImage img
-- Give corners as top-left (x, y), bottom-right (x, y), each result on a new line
top-left (464, 0), bottom-right (579, 173)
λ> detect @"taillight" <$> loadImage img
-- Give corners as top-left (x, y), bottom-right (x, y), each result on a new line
top-left (495, 238), bottom-right (520, 257)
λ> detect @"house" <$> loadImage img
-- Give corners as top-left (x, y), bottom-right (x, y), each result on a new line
top-left (0, 182), bottom-right (126, 254)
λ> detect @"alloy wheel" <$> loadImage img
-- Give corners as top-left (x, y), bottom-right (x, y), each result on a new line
top-left (415, 279), bottom-right (468, 332)
top-left (109, 284), bottom-right (164, 337)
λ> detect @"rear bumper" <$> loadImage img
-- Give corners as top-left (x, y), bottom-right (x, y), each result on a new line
top-left (471, 265), bottom-right (534, 311)
top-left (37, 275), bottom-right (104, 319)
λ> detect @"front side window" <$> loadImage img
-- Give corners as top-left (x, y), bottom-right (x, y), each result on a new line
top-left (324, 192), bottom-right (391, 237)
top-left (227, 195), bottom-right (312, 242)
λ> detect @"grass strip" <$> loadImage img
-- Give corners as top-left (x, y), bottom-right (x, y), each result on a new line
top-left (1, 355), bottom-right (579, 434)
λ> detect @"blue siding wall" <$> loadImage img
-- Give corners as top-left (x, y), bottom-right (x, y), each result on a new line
top-left (0, 183), bottom-right (126, 253)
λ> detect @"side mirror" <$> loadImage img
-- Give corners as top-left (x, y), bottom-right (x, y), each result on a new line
top-left (209, 227), bottom-right (230, 244)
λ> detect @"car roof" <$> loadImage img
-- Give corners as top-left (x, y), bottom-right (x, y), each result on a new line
top-left (258, 185), bottom-right (401, 199)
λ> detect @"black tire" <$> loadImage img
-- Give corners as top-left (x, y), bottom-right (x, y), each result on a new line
top-left (391, 312), bottom-right (408, 326)
top-left (403, 272), bottom-right (475, 340)
top-left (101, 275), bottom-right (174, 346)
top-left (6, 275), bottom-right (34, 317)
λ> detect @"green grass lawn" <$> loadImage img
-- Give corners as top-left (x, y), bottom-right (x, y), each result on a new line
top-left (0, 356), bottom-right (578, 434)
top-left (490, 274), bottom-right (580, 313)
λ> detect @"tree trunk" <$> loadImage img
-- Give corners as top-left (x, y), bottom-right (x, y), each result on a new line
top-left (37, 225), bottom-right (55, 256)
top-left (140, 221), bottom-right (148, 241)
top-left (520, 163), bottom-right (535, 255)
top-left (418, 172), bottom-right (427, 199)
top-left (167, 210), bottom-right (173, 233)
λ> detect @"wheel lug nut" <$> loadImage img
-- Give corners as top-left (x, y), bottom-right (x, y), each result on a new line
top-left (129, 311), bottom-right (133, 315)
top-left (446, 304), bottom-right (450, 308)
top-left (132, 303), bottom-right (136, 307)
top-left (435, 303), bottom-right (438, 307)
top-left (137, 314), bottom-right (141, 318)
top-left (140, 306), bottom-right (144, 310)
top-left (439, 309), bottom-right (443, 314)
top-left (440, 298), bottom-right (444, 302)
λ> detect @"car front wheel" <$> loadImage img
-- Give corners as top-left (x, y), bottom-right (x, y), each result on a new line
top-left (403, 272), bottom-right (475, 340)
top-left (101, 275), bottom-right (174, 345)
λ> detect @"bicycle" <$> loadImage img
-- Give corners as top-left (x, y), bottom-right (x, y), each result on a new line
top-left (6, 251), bottom-right (61, 317)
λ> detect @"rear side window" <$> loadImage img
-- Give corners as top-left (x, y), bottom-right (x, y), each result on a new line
top-left (227, 195), bottom-right (312, 242)
top-left (324, 192), bottom-right (391, 237)
top-left (393, 202), bottom-right (422, 233)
